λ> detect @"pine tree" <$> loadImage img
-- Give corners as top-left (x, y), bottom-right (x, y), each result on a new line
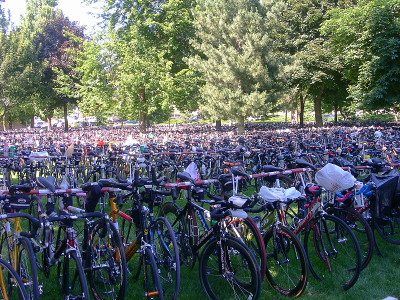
top-left (189, 0), bottom-right (281, 134)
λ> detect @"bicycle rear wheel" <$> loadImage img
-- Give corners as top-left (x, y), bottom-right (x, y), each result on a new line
top-left (304, 214), bottom-right (362, 290)
top-left (374, 210), bottom-right (400, 245)
top-left (263, 224), bottom-right (308, 297)
top-left (199, 236), bottom-right (261, 300)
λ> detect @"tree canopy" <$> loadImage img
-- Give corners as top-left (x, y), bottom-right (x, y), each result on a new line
top-left (0, 0), bottom-right (399, 131)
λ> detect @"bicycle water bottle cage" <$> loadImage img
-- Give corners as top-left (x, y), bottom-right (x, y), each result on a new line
top-left (37, 176), bottom-right (57, 193)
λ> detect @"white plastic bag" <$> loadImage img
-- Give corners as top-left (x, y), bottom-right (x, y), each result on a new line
top-left (259, 186), bottom-right (301, 202)
top-left (184, 162), bottom-right (201, 181)
top-left (315, 163), bottom-right (356, 192)
top-left (29, 151), bottom-right (49, 162)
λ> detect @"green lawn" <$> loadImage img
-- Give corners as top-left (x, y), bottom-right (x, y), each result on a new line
top-left (24, 194), bottom-right (400, 300)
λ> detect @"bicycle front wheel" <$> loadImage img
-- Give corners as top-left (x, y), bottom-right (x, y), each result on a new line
top-left (150, 217), bottom-right (180, 300)
top-left (326, 206), bottom-right (374, 270)
top-left (0, 257), bottom-right (29, 299)
top-left (199, 236), bottom-right (261, 300)
top-left (86, 218), bottom-right (128, 300)
top-left (304, 214), bottom-right (362, 290)
top-left (263, 224), bottom-right (308, 297)
top-left (226, 217), bottom-right (266, 279)
top-left (16, 237), bottom-right (40, 300)
top-left (57, 250), bottom-right (90, 300)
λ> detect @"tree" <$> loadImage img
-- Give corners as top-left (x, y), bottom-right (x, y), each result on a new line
top-left (33, 12), bottom-right (85, 131)
top-left (322, 0), bottom-right (400, 117)
top-left (265, 0), bottom-right (358, 127)
top-left (189, 0), bottom-right (281, 134)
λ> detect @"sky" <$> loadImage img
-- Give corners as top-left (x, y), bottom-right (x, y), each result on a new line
top-left (2, 0), bottom-right (102, 33)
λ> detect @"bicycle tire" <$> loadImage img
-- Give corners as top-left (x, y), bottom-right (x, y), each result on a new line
top-left (199, 235), bottom-right (261, 300)
top-left (141, 247), bottom-right (164, 299)
top-left (226, 217), bottom-right (267, 279)
top-left (150, 217), bottom-right (181, 300)
top-left (159, 201), bottom-right (196, 267)
top-left (263, 224), bottom-right (308, 297)
top-left (16, 237), bottom-right (40, 300)
top-left (0, 257), bottom-right (29, 300)
top-left (57, 250), bottom-right (90, 300)
top-left (326, 206), bottom-right (374, 270)
top-left (86, 218), bottom-right (128, 300)
top-left (373, 211), bottom-right (400, 245)
top-left (303, 213), bottom-right (362, 290)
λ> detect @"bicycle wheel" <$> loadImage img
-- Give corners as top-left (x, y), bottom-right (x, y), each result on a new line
top-left (159, 201), bottom-right (195, 267)
top-left (57, 250), bottom-right (90, 300)
top-left (16, 237), bottom-right (40, 300)
top-left (373, 208), bottom-right (400, 245)
top-left (138, 247), bottom-right (164, 299)
top-left (326, 206), bottom-right (374, 270)
top-left (150, 217), bottom-right (180, 300)
top-left (86, 218), bottom-right (128, 300)
top-left (303, 214), bottom-right (361, 290)
top-left (0, 257), bottom-right (29, 299)
top-left (199, 236), bottom-right (261, 300)
top-left (263, 224), bottom-right (308, 297)
top-left (226, 217), bottom-right (266, 279)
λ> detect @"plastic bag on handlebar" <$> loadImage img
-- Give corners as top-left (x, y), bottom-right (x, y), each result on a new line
top-left (259, 186), bottom-right (301, 202)
top-left (84, 183), bottom-right (102, 212)
top-left (315, 163), bottom-right (356, 192)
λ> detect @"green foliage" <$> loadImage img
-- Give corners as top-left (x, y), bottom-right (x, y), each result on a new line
top-left (189, 0), bottom-right (282, 132)
top-left (322, 0), bottom-right (400, 111)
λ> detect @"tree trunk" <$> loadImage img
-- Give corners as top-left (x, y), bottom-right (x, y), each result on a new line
top-left (314, 84), bottom-right (325, 127)
top-left (215, 120), bottom-right (222, 131)
top-left (299, 93), bottom-right (305, 128)
top-left (139, 111), bottom-right (148, 133)
top-left (237, 116), bottom-right (245, 135)
top-left (291, 109), bottom-right (297, 124)
top-left (2, 114), bottom-right (5, 131)
top-left (31, 116), bottom-right (35, 128)
top-left (139, 89), bottom-right (147, 133)
top-left (63, 101), bottom-right (69, 132)
top-left (47, 117), bottom-right (52, 130)
top-left (334, 105), bottom-right (338, 123)
top-left (285, 110), bottom-right (288, 122)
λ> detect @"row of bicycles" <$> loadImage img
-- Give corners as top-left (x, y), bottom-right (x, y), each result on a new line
top-left (0, 130), bottom-right (399, 299)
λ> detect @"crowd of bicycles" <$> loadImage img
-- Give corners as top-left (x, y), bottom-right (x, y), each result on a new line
top-left (0, 122), bottom-right (399, 299)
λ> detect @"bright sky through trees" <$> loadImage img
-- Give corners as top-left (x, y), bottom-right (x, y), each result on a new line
top-left (2, 0), bottom-right (101, 33)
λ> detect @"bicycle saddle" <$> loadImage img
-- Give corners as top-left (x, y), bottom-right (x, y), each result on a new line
top-left (8, 184), bottom-right (32, 194)
top-left (98, 178), bottom-right (131, 190)
top-left (177, 172), bottom-right (196, 183)
top-left (295, 159), bottom-right (317, 171)
top-left (37, 176), bottom-right (57, 192)
top-left (262, 165), bottom-right (284, 173)
top-left (231, 166), bottom-right (251, 180)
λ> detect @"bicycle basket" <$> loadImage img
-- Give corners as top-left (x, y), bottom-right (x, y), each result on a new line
top-left (371, 173), bottom-right (399, 219)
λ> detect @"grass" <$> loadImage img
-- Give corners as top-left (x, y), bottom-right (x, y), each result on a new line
top-left (10, 192), bottom-right (400, 300)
